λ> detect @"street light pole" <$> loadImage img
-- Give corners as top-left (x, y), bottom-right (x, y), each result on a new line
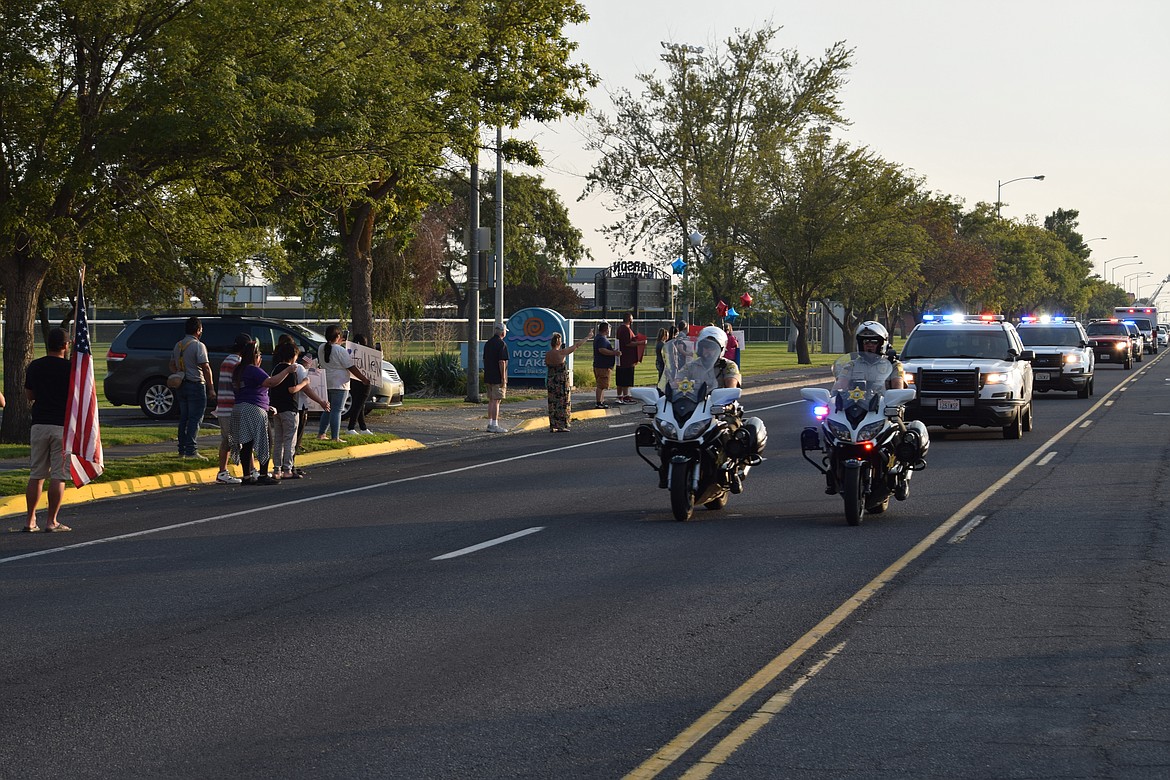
top-left (996, 174), bottom-right (1045, 218)
top-left (1124, 271), bottom-right (1152, 293)
top-left (1105, 256), bottom-right (1140, 284)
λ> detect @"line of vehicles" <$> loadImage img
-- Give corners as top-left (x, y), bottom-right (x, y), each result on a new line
top-left (630, 306), bottom-right (1162, 526)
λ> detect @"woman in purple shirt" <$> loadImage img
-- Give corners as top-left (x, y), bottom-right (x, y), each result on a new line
top-left (230, 341), bottom-right (297, 485)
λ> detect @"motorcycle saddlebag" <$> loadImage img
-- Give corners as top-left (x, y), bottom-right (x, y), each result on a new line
top-left (634, 423), bottom-right (658, 449)
top-left (727, 416), bottom-right (767, 457)
top-left (896, 419), bottom-right (930, 465)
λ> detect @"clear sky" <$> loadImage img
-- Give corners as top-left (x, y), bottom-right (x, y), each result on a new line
top-left (514, 0), bottom-right (1170, 303)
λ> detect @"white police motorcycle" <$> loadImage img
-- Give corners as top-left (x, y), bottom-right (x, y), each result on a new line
top-left (799, 352), bottom-right (928, 526)
top-left (632, 328), bottom-right (767, 522)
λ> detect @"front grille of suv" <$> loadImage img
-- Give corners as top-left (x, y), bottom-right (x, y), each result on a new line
top-left (918, 369), bottom-right (979, 394)
top-left (1031, 354), bottom-right (1062, 369)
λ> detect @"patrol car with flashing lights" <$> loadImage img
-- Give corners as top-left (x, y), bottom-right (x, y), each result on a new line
top-left (1084, 318), bottom-right (1139, 370)
top-left (898, 314), bottom-right (1035, 439)
top-left (1016, 316), bottom-right (1094, 398)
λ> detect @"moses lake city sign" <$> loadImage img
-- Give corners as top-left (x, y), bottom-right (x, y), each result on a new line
top-left (504, 307), bottom-right (571, 384)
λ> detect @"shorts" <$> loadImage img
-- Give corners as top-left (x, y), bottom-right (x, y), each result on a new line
top-left (487, 383), bottom-right (507, 401)
top-left (616, 366), bottom-right (635, 387)
top-left (29, 424), bottom-right (69, 481)
top-left (594, 368), bottom-right (612, 390)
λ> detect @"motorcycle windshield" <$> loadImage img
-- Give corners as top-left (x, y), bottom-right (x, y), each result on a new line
top-left (661, 338), bottom-right (718, 403)
top-left (831, 352), bottom-right (893, 410)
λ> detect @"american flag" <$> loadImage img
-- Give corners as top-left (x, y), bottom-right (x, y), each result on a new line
top-left (64, 273), bottom-right (104, 487)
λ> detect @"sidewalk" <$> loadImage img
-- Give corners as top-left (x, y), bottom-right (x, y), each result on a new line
top-left (2, 366), bottom-right (830, 519)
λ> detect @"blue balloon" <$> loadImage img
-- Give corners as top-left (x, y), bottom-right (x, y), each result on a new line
top-left (671, 257), bottom-right (687, 275)
top-left (726, 307), bottom-right (738, 320)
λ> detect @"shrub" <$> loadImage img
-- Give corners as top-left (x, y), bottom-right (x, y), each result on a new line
top-left (421, 352), bottom-right (464, 394)
top-left (396, 356), bottom-right (426, 394)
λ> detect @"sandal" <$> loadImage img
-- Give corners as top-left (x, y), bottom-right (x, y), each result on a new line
top-left (45, 524), bottom-right (72, 533)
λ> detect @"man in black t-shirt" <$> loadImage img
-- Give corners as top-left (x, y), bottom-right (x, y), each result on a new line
top-left (22, 327), bottom-right (72, 532)
top-left (483, 322), bottom-right (509, 432)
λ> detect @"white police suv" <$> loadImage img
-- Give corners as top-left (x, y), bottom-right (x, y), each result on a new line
top-left (1016, 316), bottom-right (1094, 399)
top-left (899, 314), bottom-right (1035, 439)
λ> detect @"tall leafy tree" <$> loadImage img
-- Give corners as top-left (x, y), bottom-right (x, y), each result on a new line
top-left (583, 25), bottom-right (851, 312)
top-left (741, 135), bottom-right (914, 363)
top-left (0, 0), bottom-right (297, 440)
top-left (907, 198), bottom-right (996, 319)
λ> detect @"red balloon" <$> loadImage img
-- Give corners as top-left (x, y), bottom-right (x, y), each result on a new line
top-left (716, 299), bottom-right (729, 317)
top-left (739, 292), bottom-right (753, 307)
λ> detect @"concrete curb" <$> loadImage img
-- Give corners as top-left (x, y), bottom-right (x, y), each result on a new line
top-left (2, 438), bottom-right (425, 520)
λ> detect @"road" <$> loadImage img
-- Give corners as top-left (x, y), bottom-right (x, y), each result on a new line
top-left (2, 356), bottom-right (1168, 779)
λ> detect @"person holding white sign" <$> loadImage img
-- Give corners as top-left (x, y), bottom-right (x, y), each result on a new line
top-left (316, 324), bottom-right (371, 442)
top-left (345, 333), bottom-right (374, 435)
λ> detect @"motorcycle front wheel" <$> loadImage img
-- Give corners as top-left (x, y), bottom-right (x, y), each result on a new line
top-left (842, 464), bottom-right (865, 526)
top-left (670, 460), bottom-right (696, 522)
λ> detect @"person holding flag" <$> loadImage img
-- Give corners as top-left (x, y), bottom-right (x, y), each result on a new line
top-left (64, 272), bottom-right (104, 489)
top-left (21, 327), bottom-right (72, 532)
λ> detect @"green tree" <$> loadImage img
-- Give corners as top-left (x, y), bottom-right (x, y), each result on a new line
top-left (435, 171), bottom-right (590, 317)
top-left (741, 136), bottom-right (916, 363)
top-left (583, 25), bottom-right (851, 313)
top-left (906, 198), bottom-right (996, 320)
top-left (0, 0), bottom-right (295, 440)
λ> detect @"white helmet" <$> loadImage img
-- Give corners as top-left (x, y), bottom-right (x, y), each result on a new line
top-left (855, 321), bottom-right (889, 352)
top-left (697, 325), bottom-right (728, 358)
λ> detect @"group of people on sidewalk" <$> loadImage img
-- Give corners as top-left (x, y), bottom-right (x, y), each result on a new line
top-left (170, 318), bottom-right (371, 486)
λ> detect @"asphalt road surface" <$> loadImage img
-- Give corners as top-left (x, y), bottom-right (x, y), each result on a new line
top-left (2, 356), bottom-right (1168, 779)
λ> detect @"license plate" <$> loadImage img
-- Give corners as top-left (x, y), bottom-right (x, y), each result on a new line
top-left (937, 399), bottom-right (960, 411)
top-left (1098, 354), bottom-right (1110, 361)
top-left (1034, 372), bottom-right (1050, 381)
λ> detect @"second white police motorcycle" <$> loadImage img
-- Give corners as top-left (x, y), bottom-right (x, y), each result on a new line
top-left (632, 328), bottom-right (767, 522)
top-left (799, 352), bottom-right (929, 526)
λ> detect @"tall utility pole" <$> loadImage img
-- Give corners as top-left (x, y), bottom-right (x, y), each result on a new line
top-left (495, 126), bottom-right (505, 324)
top-left (466, 152), bottom-right (481, 403)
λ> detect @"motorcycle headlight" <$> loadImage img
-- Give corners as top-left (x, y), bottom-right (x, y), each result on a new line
top-left (655, 419), bottom-right (679, 439)
top-left (857, 420), bottom-right (886, 442)
top-left (683, 419), bottom-right (711, 440)
top-left (825, 419), bottom-right (852, 442)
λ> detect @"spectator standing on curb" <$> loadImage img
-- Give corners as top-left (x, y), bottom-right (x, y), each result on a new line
top-left (345, 333), bottom-right (373, 435)
top-left (615, 312), bottom-right (643, 404)
top-left (317, 325), bottom-right (370, 442)
top-left (484, 322), bottom-right (509, 433)
top-left (21, 327), bottom-right (72, 532)
top-left (277, 334), bottom-right (327, 472)
top-left (268, 341), bottom-right (306, 480)
top-left (212, 332), bottom-right (253, 485)
top-left (543, 329), bottom-right (593, 433)
top-left (170, 316), bottom-right (215, 459)
top-left (592, 321), bottom-right (620, 409)
top-left (232, 342), bottom-right (297, 485)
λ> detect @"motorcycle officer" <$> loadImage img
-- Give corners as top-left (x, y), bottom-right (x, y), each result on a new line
top-left (836, 321), bottom-right (905, 391)
top-left (656, 326), bottom-right (743, 488)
